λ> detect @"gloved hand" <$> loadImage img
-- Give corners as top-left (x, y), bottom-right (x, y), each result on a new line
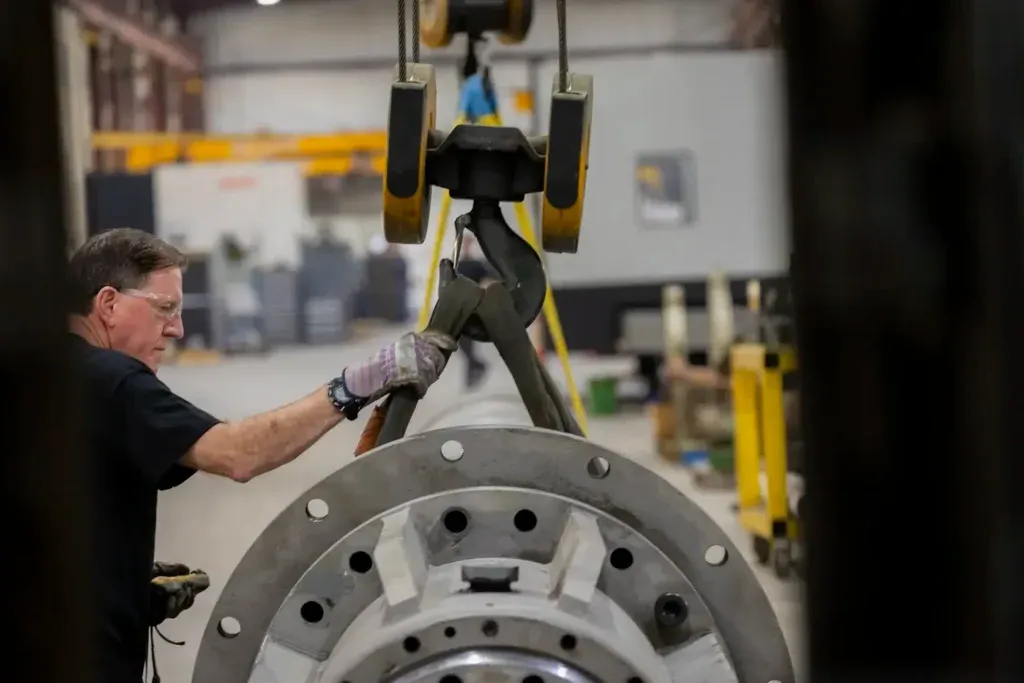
top-left (343, 331), bottom-right (457, 403)
top-left (150, 562), bottom-right (211, 626)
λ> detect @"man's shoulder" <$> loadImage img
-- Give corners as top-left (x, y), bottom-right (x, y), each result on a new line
top-left (70, 335), bottom-right (151, 391)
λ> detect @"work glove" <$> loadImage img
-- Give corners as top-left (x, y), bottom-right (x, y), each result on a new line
top-left (150, 562), bottom-right (211, 627)
top-left (343, 331), bottom-right (457, 403)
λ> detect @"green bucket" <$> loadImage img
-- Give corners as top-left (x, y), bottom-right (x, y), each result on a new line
top-left (588, 376), bottom-right (619, 415)
top-left (708, 445), bottom-right (735, 474)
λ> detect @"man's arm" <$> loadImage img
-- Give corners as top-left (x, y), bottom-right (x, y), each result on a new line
top-left (181, 388), bottom-right (342, 483)
top-left (179, 330), bottom-right (456, 483)
top-left (118, 331), bottom-right (455, 486)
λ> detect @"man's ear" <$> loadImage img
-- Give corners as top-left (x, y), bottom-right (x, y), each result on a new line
top-left (93, 286), bottom-right (119, 323)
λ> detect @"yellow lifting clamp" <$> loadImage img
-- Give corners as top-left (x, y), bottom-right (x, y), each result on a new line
top-left (384, 0), bottom-right (591, 256)
top-left (420, 0), bottom-right (534, 49)
top-left (382, 62), bottom-right (438, 245)
top-left (542, 72), bottom-right (592, 253)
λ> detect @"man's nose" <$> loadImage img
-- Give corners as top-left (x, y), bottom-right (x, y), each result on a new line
top-left (164, 315), bottom-right (185, 340)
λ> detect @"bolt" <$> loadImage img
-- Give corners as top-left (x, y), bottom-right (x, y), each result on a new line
top-left (654, 593), bottom-right (689, 628)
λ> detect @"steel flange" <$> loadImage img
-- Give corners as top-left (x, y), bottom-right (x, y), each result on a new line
top-left (192, 424), bottom-right (793, 683)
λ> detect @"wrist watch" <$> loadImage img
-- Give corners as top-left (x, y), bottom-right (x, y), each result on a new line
top-left (327, 373), bottom-right (367, 421)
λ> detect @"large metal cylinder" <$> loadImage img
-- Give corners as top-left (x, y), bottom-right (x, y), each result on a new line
top-left (415, 394), bottom-right (532, 431)
top-left (193, 396), bottom-right (794, 683)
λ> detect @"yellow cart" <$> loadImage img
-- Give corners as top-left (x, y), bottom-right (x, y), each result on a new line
top-left (730, 343), bottom-right (800, 578)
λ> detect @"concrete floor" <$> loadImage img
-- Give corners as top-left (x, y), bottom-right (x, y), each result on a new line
top-left (154, 327), bottom-right (805, 682)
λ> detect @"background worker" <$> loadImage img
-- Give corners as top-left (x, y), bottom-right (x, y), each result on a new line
top-left (69, 228), bottom-right (455, 683)
top-left (458, 36), bottom-right (499, 125)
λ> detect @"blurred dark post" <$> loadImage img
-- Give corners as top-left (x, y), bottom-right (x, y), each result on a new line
top-left (0, 3), bottom-right (89, 683)
top-left (785, 0), bottom-right (1024, 681)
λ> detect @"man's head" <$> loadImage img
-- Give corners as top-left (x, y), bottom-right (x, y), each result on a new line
top-left (68, 229), bottom-right (188, 370)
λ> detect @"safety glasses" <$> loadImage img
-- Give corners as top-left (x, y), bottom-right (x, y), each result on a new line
top-left (121, 288), bottom-right (183, 320)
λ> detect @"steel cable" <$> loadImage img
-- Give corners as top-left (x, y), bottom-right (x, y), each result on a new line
top-left (556, 0), bottom-right (568, 91)
top-left (397, 0), bottom-right (407, 80)
top-left (412, 0), bottom-right (420, 62)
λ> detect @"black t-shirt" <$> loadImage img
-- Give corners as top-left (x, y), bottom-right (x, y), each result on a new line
top-left (71, 334), bottom-right (220, 683)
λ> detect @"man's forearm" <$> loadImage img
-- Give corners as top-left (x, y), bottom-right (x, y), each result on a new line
top-left (184, 387), bottom-right (345, 482)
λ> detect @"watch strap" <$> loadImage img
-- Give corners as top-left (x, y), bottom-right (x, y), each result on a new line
top-left (328, 373), bottom-right (367, 420)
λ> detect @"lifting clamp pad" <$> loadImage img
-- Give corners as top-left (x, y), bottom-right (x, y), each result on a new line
top-left (420, 0), bottom-right (453, 48)
top-left (383, 63), bottom-right (437, 245)
top-left (420, 0), bottom-right (534, 48)
top-left (541, 73), bottom-right (593, 254)
top-left (497, 0), bottom-right (534, 45)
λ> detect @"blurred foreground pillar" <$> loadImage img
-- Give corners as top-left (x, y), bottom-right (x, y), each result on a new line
top-left (785, 0), bottom-right (1024, 681)
top-left (0, 3), bottom-right (89, 683)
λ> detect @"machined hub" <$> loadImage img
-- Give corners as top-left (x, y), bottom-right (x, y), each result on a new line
top-left (193, 399), bottom-right (793, 683)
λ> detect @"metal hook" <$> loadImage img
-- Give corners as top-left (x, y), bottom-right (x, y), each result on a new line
top-left (450, 215), bottom-right (465, 270)
top-left (438, 200), bottom-right (547, 342)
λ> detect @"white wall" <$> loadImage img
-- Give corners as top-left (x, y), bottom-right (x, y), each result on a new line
top-left (543, 50), bottom-right (789, 286)
top-left (190, 0), bottom-right (733, 132)
top-left (200, 61), bottom-right (532, 133)
top-left (153, 162), bottom-right (309, 267)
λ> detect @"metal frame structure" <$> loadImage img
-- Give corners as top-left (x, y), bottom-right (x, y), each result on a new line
top-left (7, 1), bottom-right (1024, 682)
top-left (730, 343), bottom-right (798, 578)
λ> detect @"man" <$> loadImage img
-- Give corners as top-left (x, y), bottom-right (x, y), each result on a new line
top-left (69, 229), bottom-right (454, 683)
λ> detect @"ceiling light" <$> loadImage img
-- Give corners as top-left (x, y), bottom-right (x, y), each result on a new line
top-left (257, 0), bottom-right (280, 6)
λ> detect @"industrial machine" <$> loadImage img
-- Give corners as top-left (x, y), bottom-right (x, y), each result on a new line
top-left (191, 2), bottom-right (795, 681)
top-left (191, 398), bottom-right (794, 683)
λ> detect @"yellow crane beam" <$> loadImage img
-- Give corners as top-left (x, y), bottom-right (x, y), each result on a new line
top-left (91, 131), bottom-right (388, 176)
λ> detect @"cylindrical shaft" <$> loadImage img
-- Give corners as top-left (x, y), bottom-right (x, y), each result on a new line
top-left (416, 394), bottom-right (532, 432)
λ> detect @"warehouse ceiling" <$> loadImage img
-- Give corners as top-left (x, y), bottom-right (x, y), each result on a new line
top-left (171, 0), bottom-right (359, 17)
top-left (169, 0), bottom-right (684, 20)
top-left (171, 0), bottom-right (290, 16)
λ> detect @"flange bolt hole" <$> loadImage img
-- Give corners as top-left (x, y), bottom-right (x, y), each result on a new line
top-left (348, 551), bottom-right (373, 573)
top-left (609, 547), bottom-right (634, 570)
top-left (299, 601), bottom-right (324, 624)
top-left (514, 509), bottom-right (537, 532)
top-left (443, 508), bottom-right (470, 534)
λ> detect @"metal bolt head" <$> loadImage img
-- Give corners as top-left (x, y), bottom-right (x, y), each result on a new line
top-left (654, 592), bottom-right (689, 628)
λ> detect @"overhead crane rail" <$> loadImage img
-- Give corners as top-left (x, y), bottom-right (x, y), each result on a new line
top-left (90, 130), bottom-right (388, 175)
